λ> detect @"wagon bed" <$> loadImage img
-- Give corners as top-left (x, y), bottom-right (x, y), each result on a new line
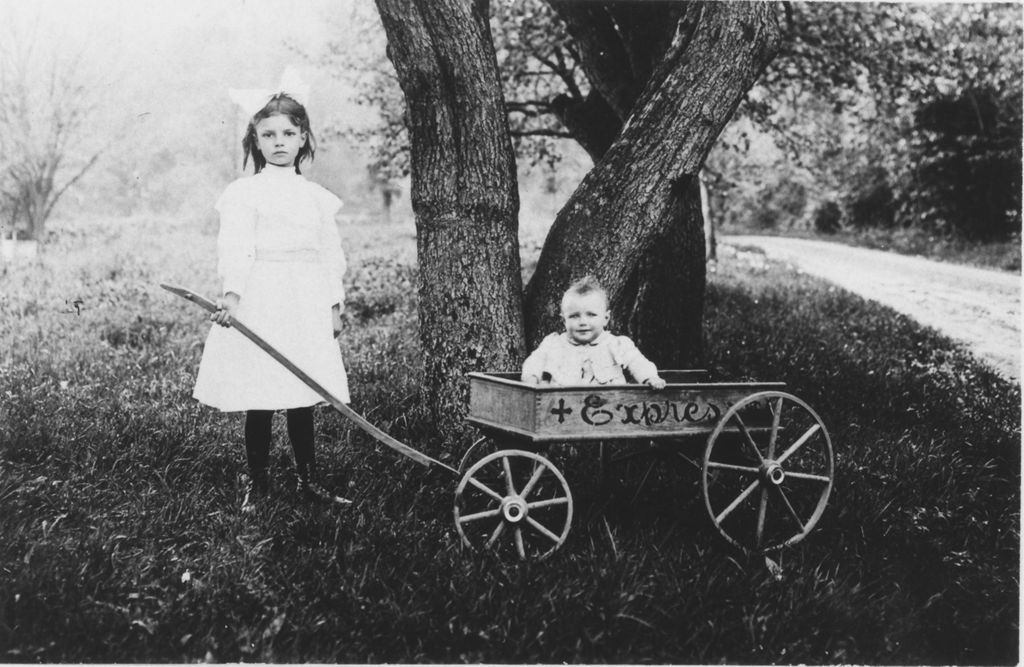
top-left (467, 370), bottom-right (786, 442)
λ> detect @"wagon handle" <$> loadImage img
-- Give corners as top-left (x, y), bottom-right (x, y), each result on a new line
top-left (161, 283), bottom-right (457, 476)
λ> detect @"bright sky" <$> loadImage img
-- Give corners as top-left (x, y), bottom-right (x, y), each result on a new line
top-left (0, 0), bottom-right (373, 137)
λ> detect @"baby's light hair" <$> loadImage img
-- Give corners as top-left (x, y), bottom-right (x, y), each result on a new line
top-left (241, 93), bottom-right (317, 174)
top-left (562, 275), bottom-right (608, 311)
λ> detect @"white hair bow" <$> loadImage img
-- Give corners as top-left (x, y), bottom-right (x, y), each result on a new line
top-left (228, 67), bottom-right (311, 118)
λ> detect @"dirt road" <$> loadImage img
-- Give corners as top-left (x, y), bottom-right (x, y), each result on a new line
top-left (723, 235), bottom-right (1021, 383)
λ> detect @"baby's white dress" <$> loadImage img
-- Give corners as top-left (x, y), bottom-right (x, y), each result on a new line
top-left (193, 164), bottom-right (350, 411)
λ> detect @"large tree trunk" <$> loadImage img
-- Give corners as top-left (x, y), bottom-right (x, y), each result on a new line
top-left (374, 0), bottom-right (524, 442)
top-left (616, 175), bottom-right (706, 368)
top-left (525, 3), bottom-right (780, 361)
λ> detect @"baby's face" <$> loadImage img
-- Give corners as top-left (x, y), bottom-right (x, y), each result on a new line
top-left (561, 291), bottom-right (609, 345)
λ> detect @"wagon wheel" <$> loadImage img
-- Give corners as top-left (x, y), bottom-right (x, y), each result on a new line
top-left (702, 391), bottom-right (834, 553)
top-left (458, 436), bottom-right (500, 474)
top-left (454, 449), bottom-right (573, 561)
top-left (459, 436), bottom-right (551, 474)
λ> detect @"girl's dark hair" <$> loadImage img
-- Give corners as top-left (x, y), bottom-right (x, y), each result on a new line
top-left (241, 93), bottom-right (316, 174)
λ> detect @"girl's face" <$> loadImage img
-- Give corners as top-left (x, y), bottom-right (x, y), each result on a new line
top-left (255, 114), bottom-right (306, 168)
top-left (561, 291), bottom-right (609, 345)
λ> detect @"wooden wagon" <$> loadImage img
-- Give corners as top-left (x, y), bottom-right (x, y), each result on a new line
top-left (454, 371), bottom-right (835, 561)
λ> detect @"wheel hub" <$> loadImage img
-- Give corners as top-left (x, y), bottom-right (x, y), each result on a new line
top-left (762, 461), bottom-right (786, 486)
top-left (501, 495), bottom-right (528, 523)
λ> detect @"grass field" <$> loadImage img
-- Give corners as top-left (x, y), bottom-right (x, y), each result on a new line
top-left (0, 212), bottom-right (1019, 663)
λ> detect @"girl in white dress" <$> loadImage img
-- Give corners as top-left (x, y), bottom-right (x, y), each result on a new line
top-left (193, 84), bottom-right (350, 510)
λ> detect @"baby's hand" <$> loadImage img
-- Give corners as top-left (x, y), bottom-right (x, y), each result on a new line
top-left (211, 292), bottom-right (240, 327)
top-left (647, 376), bottom-right (667, 390)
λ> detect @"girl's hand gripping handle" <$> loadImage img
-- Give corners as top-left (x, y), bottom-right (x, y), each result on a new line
top-left (211, 292), bottom-right (240, 327)
top-left (331, 304), bottom-right (342, 339)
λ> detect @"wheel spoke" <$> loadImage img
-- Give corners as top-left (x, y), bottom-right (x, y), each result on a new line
top-left (485, 519), bottom-right (506, 548)
top-left (528, 496), bottom-right (569, 510)
top-left (775, 486), bottom-right (806, 532)
top-left (755, 486), bottom-right (768, 549)
top-left (714, 479), bottom-right (760, 524)
top-left (458, 507), bottom-right (502, 524)
top-left (776, 424), bottom-right (822, 465)
top-left (706, 461), bottom-right (760, 475)
top-left (525, 516), bottom-right (562, 543)
top-left (785, 471), bottom-right (831, 483)
top-left (519, 462), bottom-right (547, 498)
top-left (768, 396), bottom-right (784, 459)
top-left (514, 527), bottom-right (526, 560)
top-left (733, 413), bottom-right (767, 465)
top-left (468, 476), bottom-right (504, 503)
top-left (502, 456), bottom-right (516, 495)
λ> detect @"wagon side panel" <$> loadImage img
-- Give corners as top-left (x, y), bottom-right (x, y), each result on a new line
top-left (533, 383), bottom-right (785, 441)
top-left (467, 374), bottom-right (538, 439)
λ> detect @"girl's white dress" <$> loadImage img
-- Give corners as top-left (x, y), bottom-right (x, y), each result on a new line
top-left (193, 164), bottom-right (350, 411)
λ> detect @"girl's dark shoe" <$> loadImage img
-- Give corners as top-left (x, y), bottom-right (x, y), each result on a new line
top-left (241, 468), bottom-right (271, 513)
top-left (297, 478), bottom-right (352, 505)
top-left (296, 463), bottom-right (351, 506)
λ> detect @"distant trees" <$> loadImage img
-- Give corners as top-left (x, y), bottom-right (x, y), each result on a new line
top-left (336, 2), bottom-right (1022, 247)
top-left (710, 2), bottom-right (1022, 241)
top-left (0, 24), bottom-right (103, 243)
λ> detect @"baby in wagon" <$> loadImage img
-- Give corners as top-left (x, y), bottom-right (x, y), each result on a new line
top-left (521, 276), bottom-right (667, 389)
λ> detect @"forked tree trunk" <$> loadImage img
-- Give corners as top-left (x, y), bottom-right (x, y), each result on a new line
top-left (524, 3), bottom-right (780, 359)
top-left (374, 0), bottom-right (524, 442)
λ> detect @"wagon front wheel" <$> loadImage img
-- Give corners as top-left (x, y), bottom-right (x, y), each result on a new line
top-left (702, 391), bottom-right (834, 553)
top-left (454, 449), bottom-right (573, 562)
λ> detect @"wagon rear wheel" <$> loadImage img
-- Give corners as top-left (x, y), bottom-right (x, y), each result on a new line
top-left (702, 391), bottom-right (834, 553)
top-left (454, 449), bottom-right (573, 561)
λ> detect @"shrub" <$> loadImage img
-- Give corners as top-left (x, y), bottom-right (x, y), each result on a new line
top-left (897, 87), bottom-right (1023, 241)
top-left (811, 200), bottom-right (842, 234)
top-left (844, 166), bottom-right (896, 229)
top-left (749, 178), bottom-right (809, 230)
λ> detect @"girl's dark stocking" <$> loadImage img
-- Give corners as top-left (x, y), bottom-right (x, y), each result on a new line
top-left (286, 407), bottom-right (316, 478)
top-left (244, 410), bottom-right (274, 472)
top-left (242, 410), bottom-right (273, 510)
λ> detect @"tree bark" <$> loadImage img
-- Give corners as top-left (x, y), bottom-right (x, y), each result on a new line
top-left (525, 2), bottom-right (780, 360)
top-left (374, 0), bottom-right (524, 442)
top-left (616, 175), bottom-right (706, 368)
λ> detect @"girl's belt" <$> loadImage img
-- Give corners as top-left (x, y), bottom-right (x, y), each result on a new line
top-left (255, 249), bottom-right (321, 262)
